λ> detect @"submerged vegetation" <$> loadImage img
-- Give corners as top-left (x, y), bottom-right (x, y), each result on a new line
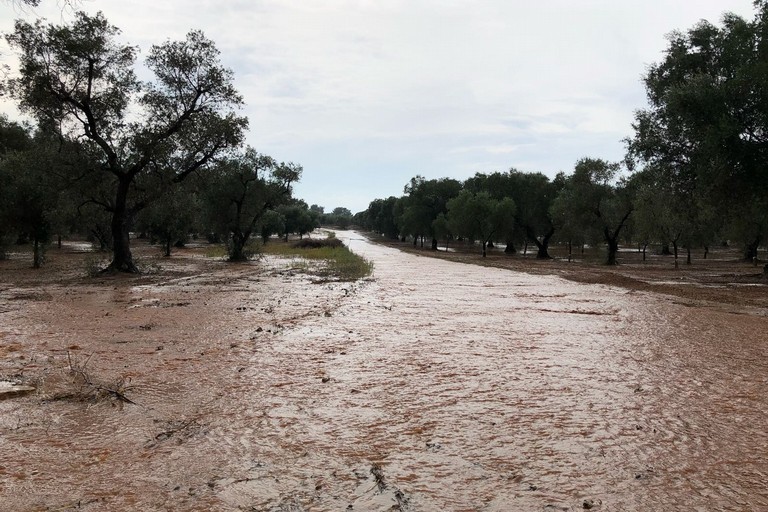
top-left (263, 235), bottom-right (374, 282)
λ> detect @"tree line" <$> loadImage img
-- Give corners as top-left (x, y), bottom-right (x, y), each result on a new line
top-left (358, 2), bottom-right (768, 266)
top-left (0, 11), bottom-right (353, 269)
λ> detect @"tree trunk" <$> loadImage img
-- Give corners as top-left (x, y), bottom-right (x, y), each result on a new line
top-left (57, 234), bottom-right (62, 249)
top-left (703, 245), bottom-right (709, 259)
top-left (686, 246), bottom-right (691, 265)
top-left (523, 240), bottom-right (528, 255)
top-left (107, 178), bottom-right (138, 273)
top-left (164, 239), bottom-right (172, 257)
top-left (602, 209), bottom-right (632, 266)
top-left (567, 240), bottom-right (573, 262)
top-left (606, 238), bottom-right (619, 265)
top-left (431, 237), bottom-right (438, 251)
top-left (661, 243), bottom-right (672, 255)
top-left (745, 237), bottom-right (760, 261)
top-left (672, 241), bottom-right (679, 268)
top-left (229, 233), bottom-right (247, 261)
top-left (33, 239), bottom-right (41, 269)
top-left (504, 241), bottom-right (516, 254)
top-left (482, 241), bottom-right (487, 258)
top-left (528, 227), bottom-right (555, 260)
top-left (642, 243), bottom-right (647, 262)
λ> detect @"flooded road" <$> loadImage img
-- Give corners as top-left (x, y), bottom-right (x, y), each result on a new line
top-left (2, 233), bottom-right (768, 510)
top-left (213, 232), bottom-right (768, 511)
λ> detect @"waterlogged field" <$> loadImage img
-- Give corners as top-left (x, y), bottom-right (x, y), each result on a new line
top-left (1, 233), bottom-right (767, 511)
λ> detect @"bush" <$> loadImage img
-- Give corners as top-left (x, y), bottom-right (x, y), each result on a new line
top-left (265, 237), bottom-right (373, 281)
top-left (292, 237), bottom-right (343, 249)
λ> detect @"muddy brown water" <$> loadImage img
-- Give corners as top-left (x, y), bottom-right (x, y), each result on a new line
top-left (1, 232), bottom-right (767, 511)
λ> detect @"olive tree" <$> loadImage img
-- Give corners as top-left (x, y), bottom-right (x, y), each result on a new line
top-left (446, 190), bottom-right (516, 257)
top-left (202, 148), bottom-right (301, 261)
top-left (4, 12), bottom-right (247, 272)
top-left (627, 3), bottom-right (768, 261)
top-left (552, 158), bottom-right (633, 265)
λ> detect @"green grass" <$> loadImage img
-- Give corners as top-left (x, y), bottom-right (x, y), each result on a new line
top-left (263, 240), bottom-right (374, 281)
top-left (203, 245), bottom-right (229, 259)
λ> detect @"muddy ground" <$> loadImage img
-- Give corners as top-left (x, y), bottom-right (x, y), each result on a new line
top-left (1, 235), bottom-right (767, 511)
top-left (377, 237), bottom-right (768, 315)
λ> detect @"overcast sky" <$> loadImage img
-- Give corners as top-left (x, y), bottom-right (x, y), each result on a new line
top-left (0, 0), bottom-right (759, 213)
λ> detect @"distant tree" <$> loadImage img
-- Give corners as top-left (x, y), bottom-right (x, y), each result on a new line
top-left (464, 170), bottom-right (558, 257)
top-left (446, 190), bottom-right (516, 257)
top-left (0, 116), bottom-right (32, 257)
top-left (510, 171), bottom-right (559, 259)
top-left (0, 115), bottom-right (31, 155)
top-left (259, 209), bottom-right (285, 244)
top-left (431, 212), bottom-right (452, 250)
top-left (136, 180), bottom-right (198, 257)
top-left (323, 206), bottom-right (353, 229)
top-left (0, 121), bottom-right (87, 266)
top-left (279, 200), bottom-right (317, 240)
top-left (331, 207), bottom-right (352, 217)
top-left (549, 168), bottom-right (598, 261)
top-left (363, 196), bottom-right (399, 239)
top-left (552, 158), bottom-right (633, 265)
top-left (395, 175), bottom-right (462, 249)
top-left (202, 149), bottom-right (301, 261)
top-left (4, 12), bottom-right (247, 272)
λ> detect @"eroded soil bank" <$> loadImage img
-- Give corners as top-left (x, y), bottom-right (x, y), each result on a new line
top-left (1, 233), bottom-right (768, 511)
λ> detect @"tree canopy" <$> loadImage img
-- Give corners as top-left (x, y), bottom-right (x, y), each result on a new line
top-left (4, 11), bottom-right (247, 271)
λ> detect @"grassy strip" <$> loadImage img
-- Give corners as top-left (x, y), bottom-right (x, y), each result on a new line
top-left (263, 239), bottom-right (374, 281)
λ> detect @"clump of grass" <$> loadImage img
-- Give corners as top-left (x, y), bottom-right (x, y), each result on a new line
top-left (264, 237), bottom-right (373, 281)
top-left (204, 244), bottom-right (229, 259)
top-left (292, 237), bottom-right (344, 249)
top-left (83, 254), bottom-right (111, 277)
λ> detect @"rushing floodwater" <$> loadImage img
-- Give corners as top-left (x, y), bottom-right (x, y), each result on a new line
top-left (220, 232), bottom-right (768, 511)
top-left (2, 232), bottom-right (767, 511)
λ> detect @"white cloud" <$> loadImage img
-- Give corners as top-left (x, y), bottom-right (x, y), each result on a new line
top-left (0, 0), bottom-right (758, 212)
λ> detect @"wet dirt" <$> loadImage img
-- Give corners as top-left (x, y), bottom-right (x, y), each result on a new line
top-left (1, 234), bottom-right (767, 511)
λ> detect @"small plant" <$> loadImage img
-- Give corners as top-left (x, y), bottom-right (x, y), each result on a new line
top-left (224, 237), bottom-right (262, 261)
top-left (134, 258), bottom-right (162, 274)
top-left (204, 244), bottom-right (229, 259)
top-left (83, 254), bottom-right (111, 277)
top-left (263, 235), bottom-right (373, 281)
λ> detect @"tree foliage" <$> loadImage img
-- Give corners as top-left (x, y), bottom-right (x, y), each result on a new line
top-left (4, 11), bottom-right (247, 271)
top-left (627, 3), bottom-right (768, 260)
top-left (201, 149), bottom-right (301, 261)
top-left (446, 190), bottom-right (516, 257)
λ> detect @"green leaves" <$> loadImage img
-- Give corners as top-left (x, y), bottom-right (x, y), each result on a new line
top-left (628, 3), bottom-right (768, 256)
top-left (3, 11), bottom-right (250, 271)
top-left (6, 12), bottom-right (139, 137)
top-left (446, 190), bottom-right (516, 249)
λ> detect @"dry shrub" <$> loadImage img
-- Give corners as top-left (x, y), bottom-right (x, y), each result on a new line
top-left (39, 353), bottom-right (136, 406)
